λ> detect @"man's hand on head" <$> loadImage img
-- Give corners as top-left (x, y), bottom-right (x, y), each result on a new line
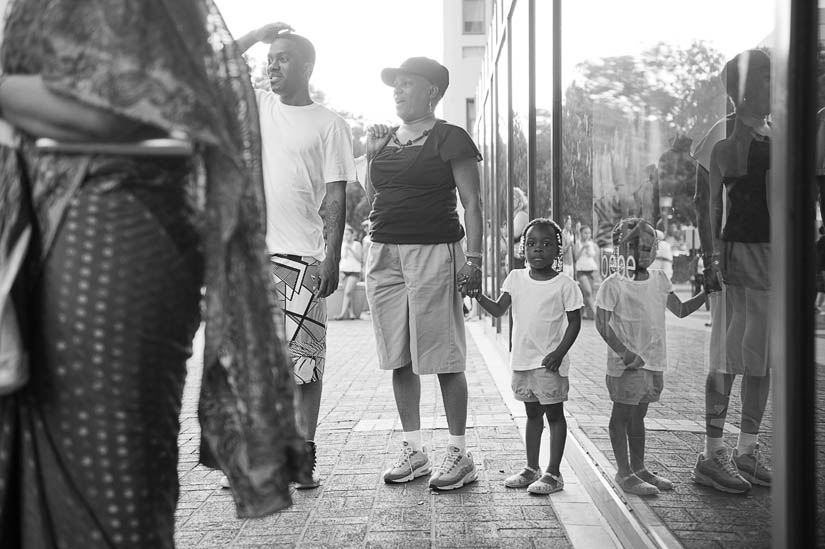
top-left (255, 22), bottom-right (294, 44)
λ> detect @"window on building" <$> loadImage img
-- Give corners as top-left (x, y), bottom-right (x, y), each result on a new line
top-left (462, 46), bottom-right (485, 59)
top-left (463, 0), bottom-right (485, 34)
top-left (466, 98), bottom-right (477, 133)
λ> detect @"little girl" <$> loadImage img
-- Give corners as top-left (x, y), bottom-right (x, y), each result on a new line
top-left (595, 218), bottom-right (705, 496)
top-left (475, 218), bottom-right (583, 494)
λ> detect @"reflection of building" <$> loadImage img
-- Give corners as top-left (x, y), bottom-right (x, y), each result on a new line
top-left (442, 0), bottom-right (491, 131)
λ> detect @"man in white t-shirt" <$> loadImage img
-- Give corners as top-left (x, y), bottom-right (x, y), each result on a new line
top-left (235, 23), bottom-right (357, 489)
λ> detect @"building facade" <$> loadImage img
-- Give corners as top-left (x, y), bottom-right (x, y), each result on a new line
top-left (441, 0), bottom-right (491, 131)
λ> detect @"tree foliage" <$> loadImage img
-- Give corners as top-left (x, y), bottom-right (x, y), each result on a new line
top-left (553, 40), bottom-right (728, 239)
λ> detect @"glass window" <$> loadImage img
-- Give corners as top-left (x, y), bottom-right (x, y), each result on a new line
top-left (557, 1), bottom-right (776, 546)
top-left (465, 98), bottom-right (477, 133)
top-left (462, 0), bottom-right (485, 34)
top-left (510, 0), bottom-right (530, 261)
top-left (534, 0), bottom-right (553, 221)
top-left (462, 45), bottom-right (486, 59)
top-left (495, 43), bottom-right (509, 336)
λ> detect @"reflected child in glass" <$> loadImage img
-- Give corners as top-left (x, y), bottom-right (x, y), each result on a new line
top-left (595, 218), bottom-right (705, 495)
top-left (473, 218), bottom-right (583, 494)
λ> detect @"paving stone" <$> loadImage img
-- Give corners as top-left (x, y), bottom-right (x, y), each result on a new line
top-left (175, 320), bottom-right (572, 547)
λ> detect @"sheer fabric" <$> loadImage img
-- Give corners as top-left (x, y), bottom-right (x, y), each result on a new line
top-left (0, 0), bottom-right (304, 539)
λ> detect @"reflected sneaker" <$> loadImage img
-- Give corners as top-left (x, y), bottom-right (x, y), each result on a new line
top-left (428, 445), bottom-right (478, 490)
top-left (616, 473), bottom-right (659, 496)
top-left (294, 441), bottom-right (321, 489)
top-left (219, 474), bottom-right (231, 489)
top-left (733, 446), bottom-right (772, 487)
top-left (692, 448), bottom-right (751, 494)
top-left (383, 442), bottom-right (431, 483)
top-left (635, 469), bottom-right (674, 491)
top-left (527, 472), bottom-right (564, 495)
top-left (504, 466), bottom-right (541, 488)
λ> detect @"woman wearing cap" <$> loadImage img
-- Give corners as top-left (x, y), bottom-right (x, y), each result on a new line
top-left (364, 57), bottom-right (483, 491)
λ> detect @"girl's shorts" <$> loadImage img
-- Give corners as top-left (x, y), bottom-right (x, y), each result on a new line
top-left (606, 369), bottom-right (663, 405)
top-left (512, 368), bottom-right (569, 405)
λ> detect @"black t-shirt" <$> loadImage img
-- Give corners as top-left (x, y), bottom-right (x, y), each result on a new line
top-left (369, 121), bottom-right (482, 244)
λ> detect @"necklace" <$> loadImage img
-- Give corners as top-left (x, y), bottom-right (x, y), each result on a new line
top-left (391, 128), bottom-right (431, 149)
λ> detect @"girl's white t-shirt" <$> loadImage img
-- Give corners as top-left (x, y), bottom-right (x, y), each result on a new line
top-left (595, 269), bottom-right (672, 375)
top-left (501, 270), bottom-right (584, 375)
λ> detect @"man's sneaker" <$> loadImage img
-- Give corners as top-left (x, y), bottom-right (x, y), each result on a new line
top-left (383, 441), bottom-right (431, 484)
top-left (219, 474), bottom-right (231, 489)
top-left (692, 448), bottom-right (751, 494)
top-left (294, 440), bottom-right (321, 489)
top-left (527, 472), bottom-right (564, 495)
top-left (733, 446), bottom-right (772, 487)
top-left (504, 466), bottom-right (541, 488)
top-left (428, 445), bottom-right (478, 491)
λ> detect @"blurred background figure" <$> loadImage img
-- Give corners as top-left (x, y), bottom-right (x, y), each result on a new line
top-left (574, 225), bottom-right (599, 319)
top-left (652, 226), bottom-right (674, 280)
top-left (561, 216), bottom-right (576, 278)
top-left (335, 224), bottom-right (363, 320)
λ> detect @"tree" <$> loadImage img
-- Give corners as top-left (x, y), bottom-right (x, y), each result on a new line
top-left (559, 40), bottom-right (728, 240)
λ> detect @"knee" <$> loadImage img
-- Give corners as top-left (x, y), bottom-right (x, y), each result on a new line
top-left (525, 402), bottom-right (543, 419)
top-left (544, 403), bottom-right (565, 424)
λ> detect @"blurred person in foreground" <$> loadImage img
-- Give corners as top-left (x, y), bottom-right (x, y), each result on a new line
top-left (364, 57), bottom-right (483, 490)
top-left (0, 1), bottom-right (305, 546)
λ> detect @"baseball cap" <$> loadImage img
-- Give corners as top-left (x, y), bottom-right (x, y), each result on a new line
top-left (381, 57), bottom-right (450, 96)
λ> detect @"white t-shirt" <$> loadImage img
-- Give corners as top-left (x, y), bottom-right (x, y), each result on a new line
top-left (501, 270), bottom-right (584, 375)
top-left (256, 89), bottom-right (357, 260)
top-left (595, 269), bottom-right (672, 376)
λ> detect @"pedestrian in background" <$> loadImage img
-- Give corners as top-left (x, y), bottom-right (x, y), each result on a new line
top-left (574, 224), bottom-right (599, 319)
top-left (334, 224), bottom-right (363, 320)
top-left (0, 0), bottom-right (304, 546)
top-left (596, 218), bottom-right (706, 496)
top-left (475, 218), bottom-right (583, 495)
top-left (364, 56), bottom-right (483, 491)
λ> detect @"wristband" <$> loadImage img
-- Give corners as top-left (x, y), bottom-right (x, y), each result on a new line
top-left (465, 251), bottom-right (482, 259)
top-left (464, 261), bottom-right (482, 272)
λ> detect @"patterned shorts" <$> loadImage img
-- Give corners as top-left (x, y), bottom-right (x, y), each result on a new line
top-left (270, 255), bottom-right (327, 384)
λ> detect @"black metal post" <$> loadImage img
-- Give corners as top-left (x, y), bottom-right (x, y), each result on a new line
top-left (772, 0), bottom-right (818, 546)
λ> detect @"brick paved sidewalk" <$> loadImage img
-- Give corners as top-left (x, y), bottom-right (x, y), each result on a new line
top-left (174, 317), bottom-right (600, 548)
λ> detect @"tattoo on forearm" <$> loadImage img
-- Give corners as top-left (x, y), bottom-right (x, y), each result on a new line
top-left (325, 197), bottom-right (345, 253)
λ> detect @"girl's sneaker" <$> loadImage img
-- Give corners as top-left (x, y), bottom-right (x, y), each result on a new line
top-left (615, 473), bottom-right (659, 496)
top-left (634, 469), bottom-right (674, 491)
top-left (527, 472), bottom-right (564, 495)
top-left (504, 466), bottom-right (541, 488)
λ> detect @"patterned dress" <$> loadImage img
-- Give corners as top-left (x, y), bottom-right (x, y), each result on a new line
top-left (0, 1), bottom-right (306, 547)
